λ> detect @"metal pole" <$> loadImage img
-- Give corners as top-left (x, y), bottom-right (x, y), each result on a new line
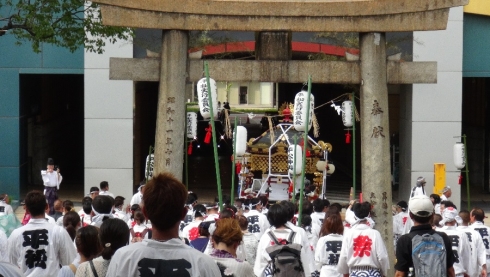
top-left (298, 75), bottom-right (312, 226)
top-left (352, 92), bottom-right (356, 198)
top-left (231, 116), bottom-right (238, 205)
top-left (185, 115), bottom-right (189, 189)
top-left (463, 134), bottom-right (470, 210)
top-left (204, 61), bottom-right (223, 211)
top-left (292, 134), bottom-right (298, 204)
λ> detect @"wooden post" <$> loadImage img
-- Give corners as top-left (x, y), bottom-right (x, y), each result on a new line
top-left (153, 30), bottom-right (189, 180)
top-left (359, 32), bottom-right (394, 274)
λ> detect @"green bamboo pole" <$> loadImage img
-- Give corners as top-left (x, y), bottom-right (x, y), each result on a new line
top-left (463, 134), bottom-right (470, 210)
top-left (231, 116), bottom-right (238, 205)
top-left (298, 75), bottom-right (312, 226)
top-left (204, 62), bottom-right (223, 211)
top-left (352, 92), bottom-right (356, 199)
top-left (185, 114), bottom-right (189, 189)
top-left (292, 134), bottom-right (298, 204)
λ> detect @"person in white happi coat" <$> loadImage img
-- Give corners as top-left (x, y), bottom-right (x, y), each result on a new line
top-left (440, 186), bottom-right (452, 201)
top-left (409, 176), bottom-right (427, 199)
top-left (393, 200), bottom-right (409, 248)
top-left (337, 202), bottom-right (390, 277)
top-left (0, 194), bottom-right (13, 216)
top-left (245, 198), bottom-right (270, 241)
top-left (439, 207), bottom-right (473, 277)
top-left (181, 204), bottom-right (206, 241)
top-left (0, 229), bottom-right (7, 262)
top-left (90, 196), bottom-right (114, 228)
top-left (254, 203), bottom-right (312, 277)
top-left (311, 198), bottom-right (327, 231)
top-left (112, 196), bottom-right (129, 222)
top-left (458, 210), bottom-right (487, 277)
top-left (78, 197), bottom-right (92, 227)
top-left (41, 158), bottom-right (62, 214)
top-left (98, 181), bottom-right (115, 199)
top-left (470, 208), bottom-right (490, 277)
top-left (129, 182), bottom-right (145, 206)
top-left (8, 191), bottom-right (76, 277)
top-left (315, 211), bottom-right (344, 277)
top-left (106, 173), bottom-right (221, 277)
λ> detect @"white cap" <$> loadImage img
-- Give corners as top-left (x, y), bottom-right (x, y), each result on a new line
top-left (409, 195), bottom-right (434, 217)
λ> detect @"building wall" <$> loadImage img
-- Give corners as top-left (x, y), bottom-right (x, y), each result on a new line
top-left (0, 33), bottom-right (83, 200)
top-left (463, 14), bottom-right (490, 77)
top-left (217, 81), bottom-right (274, 107)
top-left (400, 7), bottom-right (463, 206)
top-left (84, 38), bottom-right (134, 202)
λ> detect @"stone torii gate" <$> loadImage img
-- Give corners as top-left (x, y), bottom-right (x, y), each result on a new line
top-left (94, 0), bottom-right (467, 272)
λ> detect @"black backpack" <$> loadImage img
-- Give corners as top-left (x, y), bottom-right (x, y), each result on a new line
top-left (265, 230), bottom-right (305, 277)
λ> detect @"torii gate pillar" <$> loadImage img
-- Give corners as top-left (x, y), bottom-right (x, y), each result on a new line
top-left (359, 32), bottom-right (394, 265)
top-left (153, 30), bottom-right (189, 180)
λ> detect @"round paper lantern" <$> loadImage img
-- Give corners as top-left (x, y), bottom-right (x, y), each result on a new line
top-left (293, 91), bottom-right (315, 132)
top-left (453, 143), bottom-right (465, 169)
top-left (186, 112), bottom-right (197, 139)
top-left (288, 145), bottom-right (303, 175)
top-left (327, 163), bottom-right (336, 175)
top-left (234, 126), bottom-right (247, 157)
top-left (342, 100), bottom-right (353, 127)
top-left (197, 77), bottom-right (218, 119)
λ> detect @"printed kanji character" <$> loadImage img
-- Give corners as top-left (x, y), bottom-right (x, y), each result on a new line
top-left (25, 249), bottom-right (47, 269)
top-left (352, 235), bottom-right (372, 257)
top-left (327, 254), bottom-right (340, 265)
top-left (326, 241), bottom-right (342, 254)
top-left (22, 230), bottom-right (49, 249)
top-left (138, 258), bottom-right (191, 277)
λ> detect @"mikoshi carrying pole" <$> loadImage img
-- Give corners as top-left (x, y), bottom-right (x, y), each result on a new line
top-left (298, 75), bottom-right (313, 226)
top-left (204, 61), bottom-right (224, 211)
top-left (231, 116), bottom-right (238, 205)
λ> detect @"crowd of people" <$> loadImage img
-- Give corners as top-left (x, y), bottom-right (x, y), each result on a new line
top-left (0, 171), bottom-right (490, 277)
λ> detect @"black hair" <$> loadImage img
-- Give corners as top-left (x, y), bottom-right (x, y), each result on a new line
top-left (302, 201), bottom-right (313, 215)
top-left (63, 211), bottom-right (81, 240)
top-left (215, 195), bottom-right (231, 206)
top-left (114, 196), bottom-right (125, 209)
top-left (76, 226), bottom-right (102, 260)
top-left (92, 196), bottom-right (114, 214)
top-left (312, 198), bottom-right (325, 212)
top-left (267, 204), bottom-right (289, 228)
top-left (322, 199), bottom-right (331, 208)
top-left (99, 218), bottom-right (130, 260)
top-left (100, 181), bottom-right (109, 190)
top-left (82, 197), bottom-right (93, 214)
top-left (193, 204), bottom-right (206, 218)
top-left (280, 201), bottom-right (296, 221)
top-left (430, 194), bottom-right (441, 204)
top-left (220, 205), bottom-right (237, 219)
top-left (259, 195), bottom-right (269, 207)
top-left (90, 186), bottom-right (100, 193)
top-left (186, 194), bottom-right (197, 205)
top-left (441, 200), bottom-right (457, 210)
top-left (250, 198), bottom-right (261, 210)
top-left (352, 202), bottom-right (371, 219)
top-left (25, 191), bottom-right (46, 217)
top-left (410, 212), bottom-right (432, 224)
top-left (330, 203), bottom-right (342, 212)
top-left (301, 214), bottom-right (312, 227)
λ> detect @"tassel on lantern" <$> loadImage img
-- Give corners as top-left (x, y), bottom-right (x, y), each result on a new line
top-left (345, 131), bottom-right (351, 144)
top-left (458, 174), bottom-right (463, 185)
top-left (204, 125), bottom-right (212, 144)
top-left (187, 143), bottom-right (193, 155)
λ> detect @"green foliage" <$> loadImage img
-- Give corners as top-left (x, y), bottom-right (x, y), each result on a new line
top-left (0, 0), bottom-right (133, 53)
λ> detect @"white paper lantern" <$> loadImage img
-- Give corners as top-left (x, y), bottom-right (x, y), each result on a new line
top-left (145, 154), bottom-right (154, 179)
top-left (453, 143), bottom-right (465, 169)
top-left (327, 163), bottom-right (336, 174)
top-left (293, 91), bottom-right (315, 132)
top-left (234, 126), bottom-right (247, 157)
top-left (197, 77), bottom-right (218, 119)
top-left (342, 100), bottom-right (353, 127)
top-left (186, 112), bottom-right (197, 139)
top-left (288, 145), bottom-right (303, 175)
